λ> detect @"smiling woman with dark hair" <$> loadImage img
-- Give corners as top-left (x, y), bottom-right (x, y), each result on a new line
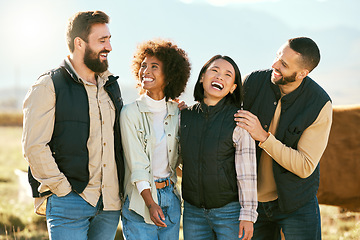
top-left (132, 38), bottom-right (191, 101)
top-left (120, 38), bottom-right (190, 240)
top-left (180, 55), bottom-right (257, 240)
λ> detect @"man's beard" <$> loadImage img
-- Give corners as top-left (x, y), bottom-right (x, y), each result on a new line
top-left (272, 70), bottom-right (297, 86)
top-left (84, 46), bottom-right (109, 73)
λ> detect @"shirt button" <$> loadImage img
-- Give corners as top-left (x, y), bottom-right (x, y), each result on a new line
top-left (103, 164), bottom-right (106, 167)
top-left (264, 125), bottom-right (268, 128)
top-left (169, 150), bottom-right (172, 152)
top-left (274, 101), bottom-right (277, 105)
top-left (165, 122), bottom-right (168, 125)
top-left (102, 121), bottom-right (105, 124)
top-left (168, 134), bottom-right (171, 137)
top-left (103, 143), bottom-right (106, 146)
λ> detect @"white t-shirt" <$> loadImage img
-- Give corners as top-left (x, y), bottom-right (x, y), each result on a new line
top-left (136, 94), bottom-right (171, 194)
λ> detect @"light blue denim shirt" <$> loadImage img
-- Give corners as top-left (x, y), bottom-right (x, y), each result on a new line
top-left (120, 94), bottom-right (180, 224)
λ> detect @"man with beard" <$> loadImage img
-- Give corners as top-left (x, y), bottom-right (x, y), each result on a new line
top-left (22, 11), bottom-right (124, 240)
top-left (235, 37), bottom-right (332, 239)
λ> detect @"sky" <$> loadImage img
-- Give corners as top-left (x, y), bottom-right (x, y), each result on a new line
top-left (0, 0), bottom-right (359, 106)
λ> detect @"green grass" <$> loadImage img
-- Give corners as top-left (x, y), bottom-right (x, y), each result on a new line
top-left (0, 126), bottom-right (359, 239)
top-left (0, 126), bottom-right (48, 239)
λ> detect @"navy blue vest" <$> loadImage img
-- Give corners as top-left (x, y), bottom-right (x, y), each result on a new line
top-left (180, 99), bottom-right (239, 209)
top-left (28, 61), bottom-right (124, 200)
top-left (244, 69), bottom-right (331, 212)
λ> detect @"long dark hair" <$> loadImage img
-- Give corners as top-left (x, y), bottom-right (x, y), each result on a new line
top-left (193, 55), bottom-right (243, 108)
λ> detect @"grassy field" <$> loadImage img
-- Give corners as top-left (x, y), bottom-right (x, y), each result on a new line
top-left (0, 126), bottom-right (359, 239)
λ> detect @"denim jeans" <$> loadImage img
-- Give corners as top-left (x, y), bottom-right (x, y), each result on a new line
top-left (253, 197), bottom-right (321, 240)
top-left (183, 200), bottom-right (242, 240)
top-left (46, 192), bottom-right (120, 240)
top-left (121, 178), bottom-right (181, 240)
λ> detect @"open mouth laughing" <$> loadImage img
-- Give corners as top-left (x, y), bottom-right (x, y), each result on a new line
top-left (142, 77), bottom-right (154, 83)
top-left (211, 81), bottom-right (224, 90)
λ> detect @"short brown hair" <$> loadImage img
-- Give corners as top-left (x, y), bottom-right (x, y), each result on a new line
top-left (132, 39), bottom-right (191, 101)
top-left (66, 11), bottom-right (109, 52)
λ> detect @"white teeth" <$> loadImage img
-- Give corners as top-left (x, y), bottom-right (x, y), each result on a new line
top-left (211, 81), bottom-right (223, 90)
top-left (273, 70), bottom-right (281, 76)
top-left (143, 77), bottom-right (154, 82)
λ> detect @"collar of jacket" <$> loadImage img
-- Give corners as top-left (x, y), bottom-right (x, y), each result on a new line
top-left (199, 97), bottom-right (227, 116)
top-left (59, 59), bottom-right (115, 85)
top-left (135, 94), bottom-right (178, 116)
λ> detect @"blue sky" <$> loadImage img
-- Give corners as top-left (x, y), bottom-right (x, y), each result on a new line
top-left (0, 0), bottom-right (359, 105)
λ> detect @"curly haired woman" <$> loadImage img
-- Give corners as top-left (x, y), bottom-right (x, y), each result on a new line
top-left (120, 38), bottom-right (191, 240)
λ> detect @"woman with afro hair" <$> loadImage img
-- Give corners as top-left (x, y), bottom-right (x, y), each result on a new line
top-left (120, 38), bottom-right (191, 239)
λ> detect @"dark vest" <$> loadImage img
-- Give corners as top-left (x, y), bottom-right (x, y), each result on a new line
top-left (28, 61), bottom-right (125, 200)
top-left (180, 99), bottom-right (239, 209)
top-left (244, 69), bottom-right (331, 213)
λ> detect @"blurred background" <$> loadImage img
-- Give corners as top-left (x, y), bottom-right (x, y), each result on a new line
top-left (0, 0), bottom-right (359, 239)
top-left (0, 0), bottom-right (359, 110)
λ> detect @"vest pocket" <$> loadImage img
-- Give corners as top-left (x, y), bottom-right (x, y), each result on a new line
top-left (108, 98), bottom-right (116, 113)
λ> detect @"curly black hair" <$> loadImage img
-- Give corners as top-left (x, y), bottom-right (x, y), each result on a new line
top-left (132, 39), bottom-right (191, 101)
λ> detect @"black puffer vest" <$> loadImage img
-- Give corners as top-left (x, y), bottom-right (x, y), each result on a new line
top-left (180, 99), bottom-right (239, 209)
top-left (244, 69), bottom-right (331, 213)
top-left (28, 61), bottom-right (125, 200)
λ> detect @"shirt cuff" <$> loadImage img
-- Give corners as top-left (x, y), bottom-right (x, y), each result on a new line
top-left (239, 208), bottom-right (258, 223)
top-left (48, 179), bottom-right (72, 197)
top-left (136, 180), bottom-right (151, 194)
top-left (259, 132), bottom-right (276, 150)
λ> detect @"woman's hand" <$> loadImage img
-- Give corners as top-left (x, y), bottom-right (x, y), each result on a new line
top-left (147, 202), bottom-right (167, 227)
top-left (239, 220), bottom-right (253, 240)
top-left (141, 189), bottom-right (167, 227)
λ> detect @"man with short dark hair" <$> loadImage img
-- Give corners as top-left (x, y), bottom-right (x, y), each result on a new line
top-left (235, 37), bottom-right (332, 239)
top-left (22, 11), bottom-right (124, 239)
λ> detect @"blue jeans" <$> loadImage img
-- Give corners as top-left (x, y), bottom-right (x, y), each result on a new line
top-left (183, 200), bottom-right (242, 240)
top-left (121, 178), bottom-right (181, 240)
top-left (46, 192), bottom-right (120, 240)
top-left (253, 197), bottom-right (321, 240)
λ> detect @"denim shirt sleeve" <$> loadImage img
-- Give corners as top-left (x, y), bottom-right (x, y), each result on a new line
top-left (120, 103), bottom-right (153, 184)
